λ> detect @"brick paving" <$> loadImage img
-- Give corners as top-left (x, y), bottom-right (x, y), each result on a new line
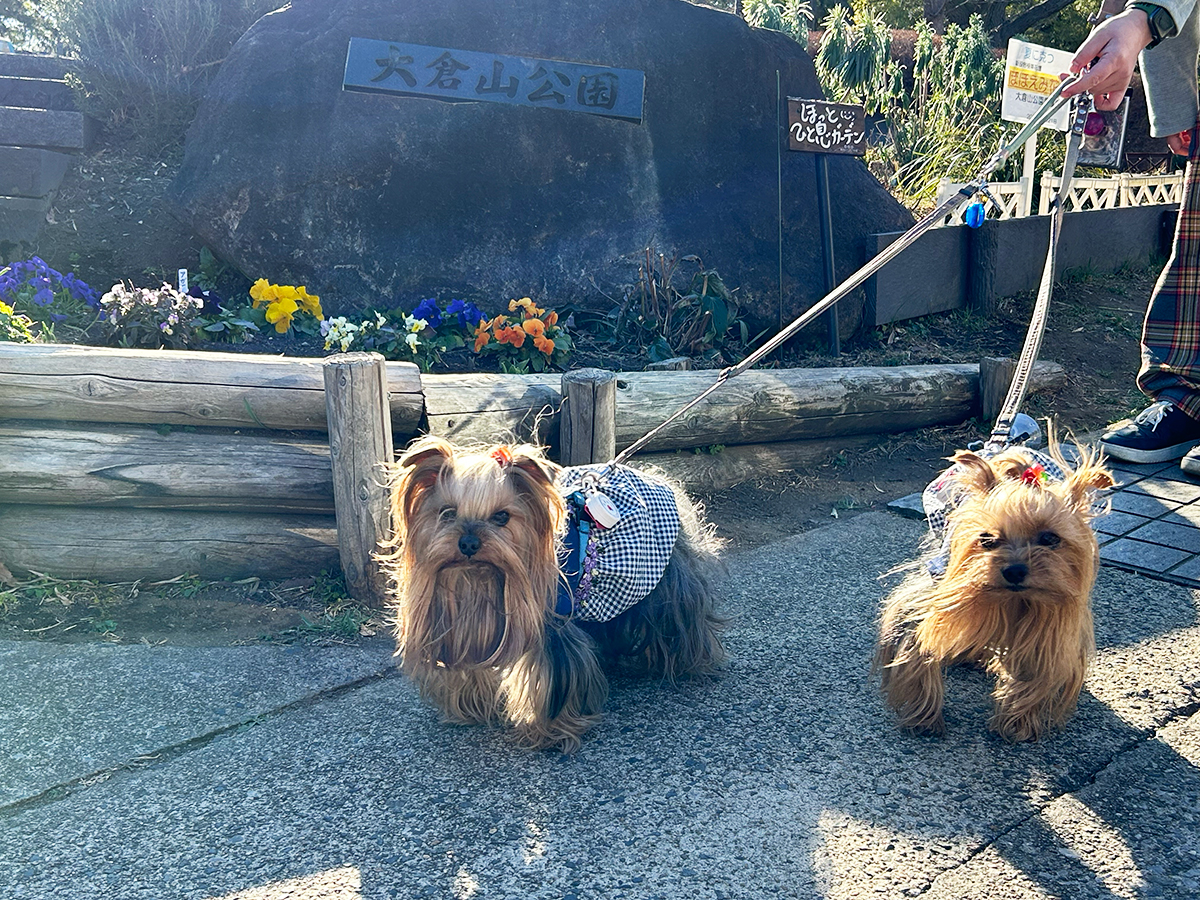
top-left (1098, 458), bottom-right (1200, 587)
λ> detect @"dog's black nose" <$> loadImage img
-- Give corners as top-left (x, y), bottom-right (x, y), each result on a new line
top-left (458, 532), bottom-right (481, 557)
top-left (1001, 563), bottom-right (1028, 585)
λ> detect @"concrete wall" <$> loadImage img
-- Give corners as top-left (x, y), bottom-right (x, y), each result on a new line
top-left (868, 204), bottom-right (1177, 327)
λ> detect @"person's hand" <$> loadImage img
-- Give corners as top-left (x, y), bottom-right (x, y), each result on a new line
top-left (1168, 130), bottom-right (1191, 155)
top-left (1062, 10), bottom-right (1153, 110)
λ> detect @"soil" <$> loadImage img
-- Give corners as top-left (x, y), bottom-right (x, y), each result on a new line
top-left (1, 135), bottom-right (1159, 648)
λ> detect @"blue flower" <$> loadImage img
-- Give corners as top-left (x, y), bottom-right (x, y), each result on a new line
top-left (412, 297), bottom-right (442, 328)
top-left (445, 298), bottom-right (484, 328)
top-left (32, 287), bottom-right (54, 306)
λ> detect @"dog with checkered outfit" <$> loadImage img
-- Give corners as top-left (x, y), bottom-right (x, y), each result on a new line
top-left (381, 436), bottom-right (725, 751)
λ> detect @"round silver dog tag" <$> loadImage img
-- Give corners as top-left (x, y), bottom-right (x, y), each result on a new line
top-left (584, 492), bottom-right (622, 529)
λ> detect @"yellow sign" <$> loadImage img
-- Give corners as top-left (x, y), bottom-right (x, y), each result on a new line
top-left (1006, 66), bottom-right (1060, 96)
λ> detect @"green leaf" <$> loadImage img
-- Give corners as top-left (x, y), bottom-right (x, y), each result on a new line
top-left (647, 336), bottom-right (674, 362)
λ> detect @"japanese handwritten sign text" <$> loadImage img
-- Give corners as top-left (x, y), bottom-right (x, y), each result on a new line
top-left (787, 99), bottom-right (866, 156)
top-left (343, 38), bottom-right (645, 123)
top-left (1000, 39), bottom-right (1070, 132)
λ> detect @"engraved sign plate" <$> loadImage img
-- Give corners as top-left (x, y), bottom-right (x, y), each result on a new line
top-left (787, 99), bottom-right (866, 156)
top-left (343, 38), bottom-right (645, 123)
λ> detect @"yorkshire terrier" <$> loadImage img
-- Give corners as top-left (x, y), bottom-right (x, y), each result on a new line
top-left (876, 436), bottom-right (1113, 741)
top-left (381, 436), bottom-right (725, 752)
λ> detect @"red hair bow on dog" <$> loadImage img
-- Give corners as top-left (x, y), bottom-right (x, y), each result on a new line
top-left (1020, 464), bottom-right (1047, 486)
top-left (491, 446), bottom-right (513, 467)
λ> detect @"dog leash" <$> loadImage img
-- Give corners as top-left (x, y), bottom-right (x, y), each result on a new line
top-left (985, 93), bottom-right (1093, 451)
top-left (599, 76), bottom-right (1090, 474)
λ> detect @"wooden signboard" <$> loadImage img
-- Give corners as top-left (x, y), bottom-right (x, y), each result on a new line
top-left (343, 38), bottom-right (645, 123)
top-left (787, 99), bottom-right (866, 156)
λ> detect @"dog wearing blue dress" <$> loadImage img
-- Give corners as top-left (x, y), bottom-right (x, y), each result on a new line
top-left (382, 436), bottom-right (725, 751)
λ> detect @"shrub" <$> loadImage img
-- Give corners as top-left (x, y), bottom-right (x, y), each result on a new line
top-left (46, 0), bottom-right (278, 150)
top-left (617, 249), bottom-right (751, 364)
top-left (816, 12), bottom-right (1017, 202)
top-left (742, 0), bottom-right (813, 44)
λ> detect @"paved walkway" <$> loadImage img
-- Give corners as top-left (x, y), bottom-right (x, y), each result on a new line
top-left (1099, 458), bottom-right (1200, 588)
top-left (2, 511), bottom-right (1198, 899)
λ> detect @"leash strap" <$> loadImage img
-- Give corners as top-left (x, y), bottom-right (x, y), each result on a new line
top-left (987, 93), bottom-right (1093, 449)
top-left (609, 77), bottom-right (1086, 470)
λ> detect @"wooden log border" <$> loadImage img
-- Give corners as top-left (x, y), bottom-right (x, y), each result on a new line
top-left (0, 342), bottom-right (1070, 583)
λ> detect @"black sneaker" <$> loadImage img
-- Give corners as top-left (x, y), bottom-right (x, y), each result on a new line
top-left (1100, 400), bottom-right (1200, 463)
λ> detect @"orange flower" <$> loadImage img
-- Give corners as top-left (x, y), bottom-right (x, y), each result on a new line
top-left (473, 317), bottom-right (492, 352)
top-left (533, 334), bottom-right (555, 355)
top-left (499, 325), bottom-right (526, 348)
top-left (545, 310), bottom-right (558, 326)
top-left (522, 317), bottom-right (546, 337)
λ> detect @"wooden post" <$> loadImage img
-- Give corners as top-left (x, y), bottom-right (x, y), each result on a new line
top-left (560, 368), bottom-right (617, 466)
top-left (323, 352), bottom-right (394, 606)
top-left (979, 357), bottom-right (1017, 423)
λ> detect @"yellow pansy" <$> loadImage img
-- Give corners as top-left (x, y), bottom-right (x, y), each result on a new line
top-left (264, 297), bottom-right (299, 333)
top-left (296, 286), bottom-right (322, 318)
top-left (249, 278), bottom-right (273, 304)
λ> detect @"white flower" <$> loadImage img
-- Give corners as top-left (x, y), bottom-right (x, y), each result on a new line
top-left (405, 331), bottom-right (420, 352)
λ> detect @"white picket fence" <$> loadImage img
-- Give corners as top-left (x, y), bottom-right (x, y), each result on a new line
top-left (934, 171), bottom-right (1183, 224)
top-left (1037, 171), bottom-right (1184, 214)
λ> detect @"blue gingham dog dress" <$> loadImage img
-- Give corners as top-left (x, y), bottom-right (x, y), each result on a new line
top-left (555, 465), bottom-right (681, 622)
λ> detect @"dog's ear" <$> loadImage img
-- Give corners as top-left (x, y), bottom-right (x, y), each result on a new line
top-left (398, 435), bottom-right (454, 471)
top-left (505, 443), bottom-right (562, 487)
top-left (393, 436), bottom-right (454, 526)
top-left (496, 443), bottom-right (565, 530)
top-left (949, 450), bottom-right (998, 495)
top-left (1063, 463), bottom-right (1116, 511)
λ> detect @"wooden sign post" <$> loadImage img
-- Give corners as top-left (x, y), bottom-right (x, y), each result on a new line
top-left (787, 98), bottom-right (867, 356)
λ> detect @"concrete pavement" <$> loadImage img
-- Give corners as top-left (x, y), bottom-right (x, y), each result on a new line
top-left (2, 511), bottom-right (1198, 899)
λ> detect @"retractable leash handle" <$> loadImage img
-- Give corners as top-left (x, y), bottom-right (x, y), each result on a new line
top-left (607, 76), bottom-right (1086, 471)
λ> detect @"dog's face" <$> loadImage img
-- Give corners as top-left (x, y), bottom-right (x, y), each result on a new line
top-left (387, 437), bottom-right (565, 672)
top-left (941, 450), bottom-right (1114, 606)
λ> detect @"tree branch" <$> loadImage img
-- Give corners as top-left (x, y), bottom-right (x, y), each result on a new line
top-left (993, 0), bottom-right (1081, 45)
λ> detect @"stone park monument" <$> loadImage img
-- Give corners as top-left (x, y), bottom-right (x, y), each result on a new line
top-left (171, 0), bottom-right (914, 329)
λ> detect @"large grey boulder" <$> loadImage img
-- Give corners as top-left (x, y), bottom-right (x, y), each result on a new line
top-left (171, 0), bottom-right (914, 329)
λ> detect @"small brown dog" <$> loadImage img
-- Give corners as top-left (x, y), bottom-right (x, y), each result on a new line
top-left (381, 436), bottom-right (725, 751)
top-left (876, 440), bottom-right (1113, 741)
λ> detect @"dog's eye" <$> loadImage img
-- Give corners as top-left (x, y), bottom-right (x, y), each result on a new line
top-left (1037, 531), bottom-right (1061, 548)
top-left (979, 533), bottom-right (1000, 550)
top-left (490, 510), bottom-right (510, 527)
top-left (439, 506), bottom-right (457, 522)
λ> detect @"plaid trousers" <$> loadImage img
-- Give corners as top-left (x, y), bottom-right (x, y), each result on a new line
top-left (1139, 118), bottom-right (1200, 419)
